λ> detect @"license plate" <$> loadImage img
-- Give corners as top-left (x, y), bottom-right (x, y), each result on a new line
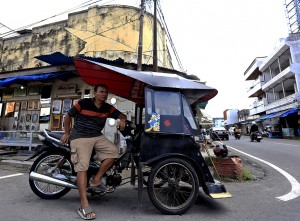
top-left (257, 136), bottom-right (262, 138)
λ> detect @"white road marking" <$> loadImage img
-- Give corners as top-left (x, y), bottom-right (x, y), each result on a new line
top-left (0, 173), bottom-right (24, 180)
top-left (227, 145), bottom-right (300, 201)
top-left (268, 142), bottom-right (299, 147)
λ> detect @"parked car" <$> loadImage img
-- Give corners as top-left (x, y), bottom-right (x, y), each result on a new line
top-left (210, 127), bottom-right (229, 140)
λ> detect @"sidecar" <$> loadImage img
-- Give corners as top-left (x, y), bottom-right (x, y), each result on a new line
top-left (74, 58), bottom-right (232, 215)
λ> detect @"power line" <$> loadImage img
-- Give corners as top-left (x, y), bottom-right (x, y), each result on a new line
top-left (0, 22), bottom-right (19, 38)
top-left (157, 2), bottom-right (184, 72)
top-left (0, 5), bottom-right (142, 69)
top-left (0, 0), bottom-right (103, 38)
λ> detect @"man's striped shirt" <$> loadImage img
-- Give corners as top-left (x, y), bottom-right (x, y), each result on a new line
top-left (68, 98), bottom-right (122, 139)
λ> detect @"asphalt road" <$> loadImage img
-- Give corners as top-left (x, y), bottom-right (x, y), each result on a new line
top-left (0, 136), bottom-right (299, 221)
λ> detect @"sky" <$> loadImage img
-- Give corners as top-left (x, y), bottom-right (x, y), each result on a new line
top-left (0, 0), bottom-right (289, 118)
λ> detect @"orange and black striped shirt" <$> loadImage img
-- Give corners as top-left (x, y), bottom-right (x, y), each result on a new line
top-left (68, 98), bottom-right (122, 138)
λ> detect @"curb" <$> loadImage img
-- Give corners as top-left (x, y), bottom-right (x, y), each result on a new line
top-left (0, 160), bottom-right (32, 173)
top-left (0, 153), bottom-right (33, 173)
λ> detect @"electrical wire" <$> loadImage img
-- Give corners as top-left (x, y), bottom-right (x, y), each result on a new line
top-left (0, 0), bottom-right (103, 38)
top-left (1, 0), bottom-right (172, 71)
top-left (0, 3), bottom-right (142, 68)
top-left (157, 1), bottom-right (184, 72)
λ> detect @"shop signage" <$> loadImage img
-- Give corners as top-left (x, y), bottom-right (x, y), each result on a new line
top-left (57, 84), bottom-right (76, 95)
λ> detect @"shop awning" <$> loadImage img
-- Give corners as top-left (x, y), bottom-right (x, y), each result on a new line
top-left (268, 110), bottom-right (287, 119)
top-left (280, 109), bottom-right (298, 117)
top-left (259, 113), bottom-right (276, 120)
top-left (35, 52), bottom-right (125, 66)
top-left (0, 71), bottom-right (76, 87)
top-left (196, 101), bottom-right (208, 109)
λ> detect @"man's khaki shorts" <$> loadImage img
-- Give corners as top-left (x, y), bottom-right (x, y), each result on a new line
top-left (70, 135), bottom-right (118, 172)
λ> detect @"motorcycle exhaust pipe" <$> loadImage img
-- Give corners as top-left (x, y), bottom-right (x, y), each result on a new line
top-left (29, 172), bottom-right (77, 189)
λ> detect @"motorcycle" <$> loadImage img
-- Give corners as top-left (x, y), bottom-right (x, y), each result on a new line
top-left (27, 122), bottom-right (137, 198)
top-left (234, 132), bottom-right (241, 140)
top-left (250, 131), bottom-right (263, 142)
top-left (27, 57), bottom-right (231, 215)
top-left (262, 131), bottom-right (269, 138)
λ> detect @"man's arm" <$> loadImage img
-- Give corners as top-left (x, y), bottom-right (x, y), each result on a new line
top-left (117, 113), bottom-right (127, 131)
top-left (60, 112), bottom-right (72, 144)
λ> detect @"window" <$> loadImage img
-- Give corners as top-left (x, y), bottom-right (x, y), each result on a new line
top-left (154, 91), bottom-right (181, 115)
top-left (182, 96), bottom-right (197, 129)
top-left (146, 90), bottom-right (152, 115)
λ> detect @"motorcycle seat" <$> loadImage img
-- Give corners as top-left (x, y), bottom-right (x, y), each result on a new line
top-left (48, 131), bottom-right (64, 140)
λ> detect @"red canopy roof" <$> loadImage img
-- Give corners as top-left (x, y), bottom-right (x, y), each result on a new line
top-left (74, 58), bottom-right (218, 106)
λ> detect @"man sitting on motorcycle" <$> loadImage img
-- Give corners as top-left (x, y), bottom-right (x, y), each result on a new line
top-left (250, 122), bottom-right (259, 139)
top-left (60, 84), bottom-right (127, 220)
top-left (233, 126), bottom-right (241, 137)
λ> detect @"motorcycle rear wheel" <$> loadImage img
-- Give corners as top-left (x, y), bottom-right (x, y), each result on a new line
top-left (29, 152), bottom-right (74, 199)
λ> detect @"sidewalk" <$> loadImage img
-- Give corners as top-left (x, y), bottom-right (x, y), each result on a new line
top-left (0, 148), bottom-right (33, 172)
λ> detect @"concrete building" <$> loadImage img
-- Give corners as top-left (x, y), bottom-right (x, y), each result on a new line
top-left (224, 109), bottom-right (239, 126)
top-left (0, 4), bottom-right (176, 149)
top-left (212, 117), bottom-right (224, 128)
top-left (244, 34), bottom-right (300, 138)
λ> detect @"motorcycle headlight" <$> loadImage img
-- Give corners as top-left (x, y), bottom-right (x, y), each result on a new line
top-left (38, 134), bottom-right (45, 141)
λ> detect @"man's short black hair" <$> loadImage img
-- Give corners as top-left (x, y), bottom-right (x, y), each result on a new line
top-left (94, 84), bottom-right (108, 92)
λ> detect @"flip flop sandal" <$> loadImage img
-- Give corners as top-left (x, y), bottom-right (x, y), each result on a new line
top-left (88, 182), bottom-right (114, 193)
top-left (77, 206), bottom-right (96, 220)
top-left (88, 178), bottom-right (114, 193)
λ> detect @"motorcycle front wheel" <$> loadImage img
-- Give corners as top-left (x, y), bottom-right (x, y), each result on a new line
top-left (147, 158), bottom-right (199, 215)
top-left (29, 152), bottom-right (74, 199)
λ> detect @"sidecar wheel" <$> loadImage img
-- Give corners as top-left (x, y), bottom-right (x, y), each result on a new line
top-left (29, 152), bottom-right (73, 199)
top-left (147, 158), bottom-right (199, 215)
top-left (142, 166), bottom-right (165, 187)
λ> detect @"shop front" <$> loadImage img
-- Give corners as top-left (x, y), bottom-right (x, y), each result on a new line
top-left (279, 109), bottom-right (300, 138)
top-left (0, 70), bottom-right (77, 150)
top-left (0, 70), bottom-right (135, 151)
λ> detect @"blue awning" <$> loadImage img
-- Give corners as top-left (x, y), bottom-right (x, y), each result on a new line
top-left (255, 112), bottom-right (279, 122)
top-left (260, 113), bottom-right (277, 120)
top-left (35, 52), bottom-right (125, 66)
top-left (280, 109), bottom-right (298, 117)
top-left (0, 71), bottom-right (75, 87)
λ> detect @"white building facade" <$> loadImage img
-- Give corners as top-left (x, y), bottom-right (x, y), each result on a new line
top-left (244, 34), bottom-right (300, 138)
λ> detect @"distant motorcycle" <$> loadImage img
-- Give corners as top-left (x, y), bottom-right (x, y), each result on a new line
top-left (234, 132), bottom-right (241, 140)
top-left (250, 131), bottom-right (263, 142)
top-left (262, 131), bottom-right (269, 138)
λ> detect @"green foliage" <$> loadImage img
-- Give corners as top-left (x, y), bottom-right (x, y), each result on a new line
top-left (242, 168), bottom-right (252, 181)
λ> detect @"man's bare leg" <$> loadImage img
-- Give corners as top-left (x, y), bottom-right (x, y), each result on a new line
top-left (90, 158), bottom-right (115, 186)
top-left (77, 171), bottom-right (96, 218)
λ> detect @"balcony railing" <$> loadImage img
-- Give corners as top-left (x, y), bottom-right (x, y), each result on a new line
top-left (259, 40), bottom-right (289, 72)
top-left (262, 67), bottom-right (294, 91)
top-left (247, 79), bottom-right (265, 97)
top-left (264, 93), bottom-right (296, 112)
top-left (249, 105), bottom-right (266, 115)
top-left (249, 98), bottom-right (267, 115)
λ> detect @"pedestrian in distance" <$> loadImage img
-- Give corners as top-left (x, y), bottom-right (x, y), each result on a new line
top-left (60, 84), bottom-right (127, 220)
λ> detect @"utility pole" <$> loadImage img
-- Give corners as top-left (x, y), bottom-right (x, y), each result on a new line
top-left (153, 0), bottom-right (158, 72)
top-left (137, 0), bottom-right (145, 71)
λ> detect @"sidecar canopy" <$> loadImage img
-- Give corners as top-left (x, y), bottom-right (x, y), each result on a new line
top-left (74, 58), bottom-right (218, 106)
